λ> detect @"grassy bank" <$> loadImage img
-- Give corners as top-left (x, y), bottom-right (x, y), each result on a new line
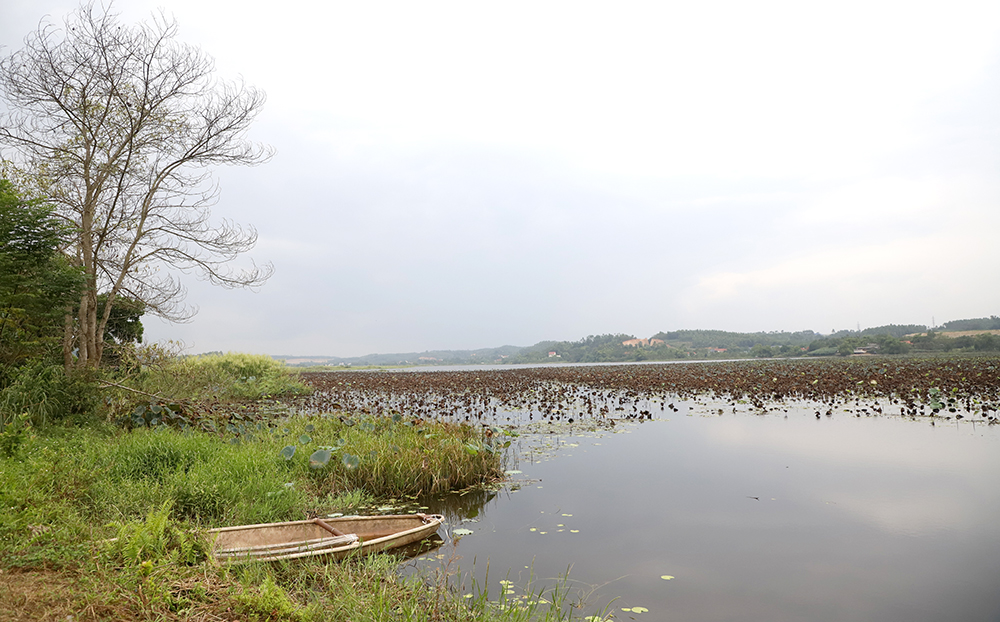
top-left (1, 352), bottom-right (590, 621)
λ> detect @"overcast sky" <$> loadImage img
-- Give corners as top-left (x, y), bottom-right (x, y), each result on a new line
top-left (3, 1), bottom-right (999, 356)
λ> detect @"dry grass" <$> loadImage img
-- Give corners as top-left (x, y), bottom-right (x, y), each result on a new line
top-left (0, 569), bottom-right (110, 622)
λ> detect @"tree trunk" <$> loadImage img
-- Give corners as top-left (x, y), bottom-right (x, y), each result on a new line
top-left (62, 311), bottom-right (74, 371)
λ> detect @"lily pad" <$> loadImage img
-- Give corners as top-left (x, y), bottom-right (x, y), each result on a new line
top-left (661, 575), bottom-right (675, 580)
top-left (453, 528), bottom-right (474, 536)
top-left (308, 448), bottom-right (332, 469)
top-left (341, 453), bottom-right (360, 469)
top-left (280, 445), bottom-right (296, 460)
top-left (299, 434), bottom-right (312, 445)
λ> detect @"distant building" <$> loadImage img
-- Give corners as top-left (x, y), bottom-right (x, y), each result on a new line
top-left (852, 344), bottom-right (880, 355)
top-left (548, 351), bottom-right (558, 357)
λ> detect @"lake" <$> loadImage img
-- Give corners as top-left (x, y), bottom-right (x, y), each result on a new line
top-left (411, 400), bottom-right (1000, 621)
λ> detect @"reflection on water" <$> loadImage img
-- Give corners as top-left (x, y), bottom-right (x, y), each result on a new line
top-left (412, 404), bottom-right (1000, 622)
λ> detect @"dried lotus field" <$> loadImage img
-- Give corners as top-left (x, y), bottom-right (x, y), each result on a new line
top-left (292, 356), bottom-right (1000, 425)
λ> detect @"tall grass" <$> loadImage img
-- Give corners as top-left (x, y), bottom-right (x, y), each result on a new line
top-left (0, 419), bottom-right (575, 621)
top-left (293, 415), bottom-right (507, 497)
top-left (0, 361), bottom-right (99, 426)
top-left (0, 414), bottom-right (505, 556)
top-left (111, 347), bottom-right (310, 404)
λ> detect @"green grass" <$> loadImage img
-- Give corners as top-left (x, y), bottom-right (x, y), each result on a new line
top-left (111, 349), bottom-right (311, 404)
top-left (0, 349), bottom-right (602, 621)
top-left (0, 416), bottom-right (505, 553)
top-left (0, 419), bottom-right (598, 621)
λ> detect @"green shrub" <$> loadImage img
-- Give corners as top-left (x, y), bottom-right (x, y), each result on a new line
top-left (103, 500), bottom-right (210, 567)
top-left (110, 349), bottom-right (308, 408)
top-left (0, 361), bottom-right (100, 426)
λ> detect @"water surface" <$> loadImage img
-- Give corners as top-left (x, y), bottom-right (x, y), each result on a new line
top-left (415, 404), bottom-right (1000, 621)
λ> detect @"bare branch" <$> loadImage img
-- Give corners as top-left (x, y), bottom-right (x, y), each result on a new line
top-left (0, 1), bottom-right (273, 366)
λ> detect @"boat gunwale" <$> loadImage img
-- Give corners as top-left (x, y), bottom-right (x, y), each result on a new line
top-left (208, 514), bottom-right (444, 563)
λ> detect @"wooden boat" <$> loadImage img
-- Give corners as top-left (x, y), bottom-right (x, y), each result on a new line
top-left (208, 513), bottom-right (444, 563)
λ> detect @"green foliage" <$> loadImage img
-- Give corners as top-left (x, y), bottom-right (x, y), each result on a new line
top-left (0, 178), bottom-right (84, 371)
top-left (0, 413), bottom-right (504, 560)
top-left (941, 316), bottom-right (1000, 331)
top-left (0, 360), bottom-right (100, 426)
top-left (97, 293), bottom-right (145, 345)
top-left (99, 349), bottom-right (310, 429)
top-left (103, 500), bottom-right (210, 567)
top-left (0, 412), bottom-right (31, 457)
top-left (118, 351), bottom-right (309, 404)
top-left (280, 414), bottom-right (507, 497)
top-left (856, 323), bottom-right (927, 338)
top-left (233, 575), bottom-right (308, 621)
top-left (94, 428), bottom-right (305, 523)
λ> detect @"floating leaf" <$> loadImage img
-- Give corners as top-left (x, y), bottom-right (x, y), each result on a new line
top-left (309, 448), bottom-right (332, 469)
top-left (280, 445), bottom-right (296, 460)
top-left (660, 575), bottom-right (675, 580)
top-left (304, 424), bottom-right (315, 433)
top-left (299, 434), bottom-right (312, 445)
top-left (631, 606), bottom-right (649, 613)
top-left (505, 470), bottom-right (522, 475)
top-left (342, 453), bottom-right (360, 469)
top-left (453, 528), bottom-right (474, 536)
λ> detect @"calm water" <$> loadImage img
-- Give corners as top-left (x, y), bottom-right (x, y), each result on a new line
top-left (413, 402), bottom-right (1000, 621)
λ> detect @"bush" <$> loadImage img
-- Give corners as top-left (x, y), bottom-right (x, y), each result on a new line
top-left (113, 349), bottom-right (309, 405)
top-left (0, 361), bottom-right (99, 426)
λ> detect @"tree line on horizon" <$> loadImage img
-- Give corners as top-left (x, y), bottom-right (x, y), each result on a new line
top-left (279, 318), bottom-right (1000, 367)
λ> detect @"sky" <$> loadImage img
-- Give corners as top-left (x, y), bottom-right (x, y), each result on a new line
top-left (2, 1), bottom-right (999, 356)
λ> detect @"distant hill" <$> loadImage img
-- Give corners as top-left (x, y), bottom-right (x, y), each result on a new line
top-left (270, 316), bottom-right (1000, 367)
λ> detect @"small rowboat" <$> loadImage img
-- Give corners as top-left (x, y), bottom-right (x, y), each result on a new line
top-left (208, 513), bottom-right (444, 563)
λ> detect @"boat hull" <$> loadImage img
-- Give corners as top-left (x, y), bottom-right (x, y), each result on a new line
top-left (209, 513), bottom-right (444, 563)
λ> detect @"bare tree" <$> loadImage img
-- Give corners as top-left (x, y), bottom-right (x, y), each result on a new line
top-left (0, 2), bottom-right (274, 368)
